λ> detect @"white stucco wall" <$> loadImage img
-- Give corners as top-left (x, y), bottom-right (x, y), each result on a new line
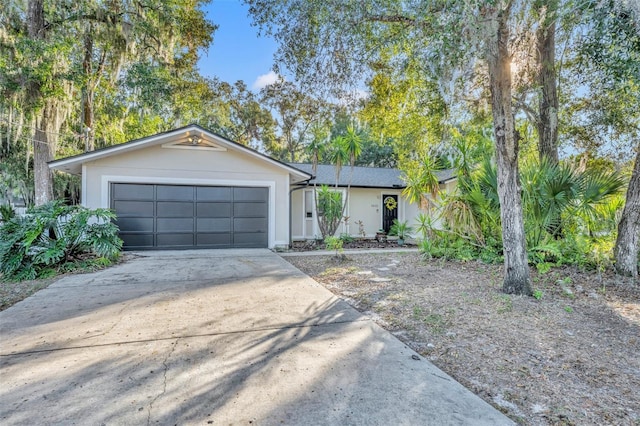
top-left (292, 187), bottom-right (413, 239)
top-left (83, 144), bottom-right (292, 248)
top-left (291, 180), bottom-right (458, 240)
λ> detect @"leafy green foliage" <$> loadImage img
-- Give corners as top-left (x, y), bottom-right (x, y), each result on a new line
top-left (402, 155), bottom-right (443, 207)
top-left (324, 235), bottom-right (343, 257)
top-left (424, 149), bottom-right (625, 271)
top-left (388, 219), bottom-right (413, 240)
top-left (315, 185), bottom-right (344, 238)
top-left (260, 78), bottom-right (330, 161)
top-left (0, 204), bottom-right (16, 223)
top-left (1, 0), bottom-right (216, 204)
top-left (415, 213), bottom-right (436, 241)
top-left (339, 233), bottom-right (354, 244)
top-left (0, 201), bottom-right (122, 281)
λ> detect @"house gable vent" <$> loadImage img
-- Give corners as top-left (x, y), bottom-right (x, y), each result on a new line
top-left (162, 135), bottom-right (227, 151)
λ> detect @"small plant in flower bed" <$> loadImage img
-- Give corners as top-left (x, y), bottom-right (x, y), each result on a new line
top-left (0, 201), bottom-right (123, 281)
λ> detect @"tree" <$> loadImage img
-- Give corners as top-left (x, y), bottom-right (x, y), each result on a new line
top-left (1, 0), bottom-right (215, 205)
top-left (482, 2), bottom-right (532, 294)
top-left (574, 0), bottom-right (640, 278)
top-left (260, 78), bottom-right (330, 161)
top-left (615, 148), bottom-right (640, 279)
top-left (246, 0), bottom-right (532, 294)
top-left (534, 0), bottom-right (559, 164)
top-left (185, 79), bottom-right (276, 148)
top-left (25, 0), bottom-right (67, 206)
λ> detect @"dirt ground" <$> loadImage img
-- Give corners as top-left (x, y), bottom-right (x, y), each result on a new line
top-left (284, 251), bottom-right (640, 426)
top-left (0, 277), bottom-right (57, 311)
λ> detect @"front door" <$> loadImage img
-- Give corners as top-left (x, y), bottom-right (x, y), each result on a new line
top-left (382, 194), bottom-right (398, 232)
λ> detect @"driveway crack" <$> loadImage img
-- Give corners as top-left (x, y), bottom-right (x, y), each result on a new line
top-left (80, 300), bottom-right (132, 340)
top-left (147, 338), bottom-right (179, 425)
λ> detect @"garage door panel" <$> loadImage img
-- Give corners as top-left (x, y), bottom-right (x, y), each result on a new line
top-left (234, 218), bottom-right (268, 233)
top-left (157, 218), bottom-right (193, 233)
top-left (157, 201), bottom-right (193, 217)
top-left (113, 200), bottom-right (154, 217)
top-left (234, 202), bottom-right (267, 217)
top-left (197, 218), bottom-right (231, 232)
top-left (197, 233), bottom-right (232, 246)
top-left (113, 184), bottom-right (154, 200)
top-left (234, 232), bottom-right (268, 247)
top-left (116, 217), bottom-right (154, 232)
top-left (233, 187), bottom-right (268, 201)
top-left (119, 234), bottom-right (154, 248)
top-left (197, 187), bottom-right (232, 201)
top-left (156, 185), bottom-right (194, 201)
top-left (112, 183), bottom-right (268, 249)
top-left (196, 202), bottom-right (231, 217)
top-left (157, 234), bottom-right (194, 247)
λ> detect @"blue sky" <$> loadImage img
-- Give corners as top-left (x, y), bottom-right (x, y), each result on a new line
top-left (197, 1), bottom-right (279, 90)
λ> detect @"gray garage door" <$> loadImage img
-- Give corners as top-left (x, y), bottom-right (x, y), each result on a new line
top-left (111, 183), bottom-right (268, 250)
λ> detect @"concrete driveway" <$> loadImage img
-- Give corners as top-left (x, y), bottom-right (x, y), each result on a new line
top-left (0, 249), bottom-right (513, 425)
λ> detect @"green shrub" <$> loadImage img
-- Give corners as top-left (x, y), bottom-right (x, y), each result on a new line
top-left (0, 204), bottom-right (16, 223)
top-left (324, 235), bottom-right (344, 256)
top-left (316, 185), bottom-right (344, 237)
top-left (0, 201), bottom-right (123, 281)
top-left (339, 233), bottom-right (354, 243)
top-left (388, 219), bottom-right (414, 239)
top-left (435, 154), bottom-right (625, 272)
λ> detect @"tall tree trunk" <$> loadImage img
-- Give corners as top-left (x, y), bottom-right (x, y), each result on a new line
top-left (27, 0), bottom-right (68, 205)
top-left (33, 101), bottom-right (59, 205)
top-left (536, 0), bottom-right (559, 165)
top-left (614, 146), bottom-right (640, 279)
top-left (82, 27), bottom-right (95, 152)
top-left (28, 0), bottom-right (53, 206)
top-left (485, 6), bottom-right (532, 295)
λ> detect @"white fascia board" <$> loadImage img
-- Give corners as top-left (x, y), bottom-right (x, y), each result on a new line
top-left (49, 130), bottom-right (186, 174)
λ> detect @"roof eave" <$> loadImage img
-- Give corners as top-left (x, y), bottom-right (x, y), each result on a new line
top-left (49, 124), bottom-right (313, 181)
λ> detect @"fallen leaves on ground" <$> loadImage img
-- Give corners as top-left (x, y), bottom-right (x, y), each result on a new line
top-left (285, 252), bottom-right (640, 426)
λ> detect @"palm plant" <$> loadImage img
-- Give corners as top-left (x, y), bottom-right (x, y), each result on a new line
top-left (573, 168), bottom-right (626, 233)
top-left (401, 155), bottom-right (442, 210)
top-left (0, 204), bottom-right (16, 223)
top-left (441, 158), bottom-right (500, 247)
top-left (313, 128), bottom-right (362, 238)
top-left (306, 129), bottom-right (328, 175)
top-left (343, 125), bottom-right (362, 168)
top-left (520, 159), bottom-right (624, 247)
top-left (388, 219), bottom-right (414, 244)
top-left (415, 212), bottom-right (437, 241)
top-left (521, 158), bottom-right (578, 246)
top-left (328, 136), bottom-right (350, 185)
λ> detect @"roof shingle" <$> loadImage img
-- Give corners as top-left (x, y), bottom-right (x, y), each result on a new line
top-left (289, 163), bottom-right (456, 188)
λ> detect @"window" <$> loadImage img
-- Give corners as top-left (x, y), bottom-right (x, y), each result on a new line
top-left (305, 191), bottom-right (313, 218)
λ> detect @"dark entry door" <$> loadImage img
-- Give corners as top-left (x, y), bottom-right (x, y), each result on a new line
top-left (382, 194), bottom-right (398, 232)
top-left (111, 183), bottom-right (268, 250)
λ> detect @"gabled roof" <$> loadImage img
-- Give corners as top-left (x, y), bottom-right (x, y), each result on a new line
top-left (289, 163), bottom-right (456, 189)
top-left (49, 124), bottom-right (313, 183)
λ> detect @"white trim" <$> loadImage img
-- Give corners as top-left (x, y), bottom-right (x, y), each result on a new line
top-left (161, 141), bottom-right (226, 151)
top-left (101, 175), bottom-right (278, 249)
top-left (52, 132), bottom-right (185, 169)
top-left (81, 164), bottom-right (87, 205)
